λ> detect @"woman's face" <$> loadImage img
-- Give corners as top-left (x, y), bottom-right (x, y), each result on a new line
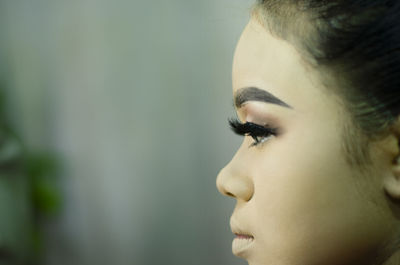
top-left (216, 18), bottom-right (397, 265)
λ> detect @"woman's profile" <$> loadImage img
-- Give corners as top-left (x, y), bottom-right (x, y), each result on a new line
top-left (216, 0), bottom-right (400, 264)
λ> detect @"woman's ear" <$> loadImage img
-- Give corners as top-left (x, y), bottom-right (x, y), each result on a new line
top-left (384, 157), bottom-right (400, 199)
top-left (383, 117), bottom-right (400, 200)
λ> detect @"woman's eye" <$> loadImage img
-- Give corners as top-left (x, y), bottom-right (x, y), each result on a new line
top-left (228, 118), bottom-right (278, 148)
top-left (248, 133), bottom-right (274, 147)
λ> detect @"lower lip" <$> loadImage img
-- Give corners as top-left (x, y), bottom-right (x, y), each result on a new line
top-left (232, 235), bottom-right (254, 256)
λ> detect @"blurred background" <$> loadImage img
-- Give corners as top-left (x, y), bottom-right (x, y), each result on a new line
top-left (0, 1), bottom-right (253, 264)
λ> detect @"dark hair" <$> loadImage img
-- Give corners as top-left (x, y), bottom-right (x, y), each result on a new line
top-left (253, 0), bottom-right (400, 166)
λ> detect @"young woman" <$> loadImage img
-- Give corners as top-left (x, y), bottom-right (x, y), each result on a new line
top-left (216, 1), bottom-right (400, 265)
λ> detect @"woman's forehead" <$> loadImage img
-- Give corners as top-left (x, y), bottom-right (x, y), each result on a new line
top-left (232, 19), bottom-right (326, 113)
top-left (232, 18), bottom-right (349, 127)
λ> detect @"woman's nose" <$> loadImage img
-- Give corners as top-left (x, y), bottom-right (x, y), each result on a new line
top-left (216, 160), bottom-right (254, 202)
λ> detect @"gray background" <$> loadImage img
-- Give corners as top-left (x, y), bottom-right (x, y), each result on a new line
top-left (0, 0), bottom-right (253, 264)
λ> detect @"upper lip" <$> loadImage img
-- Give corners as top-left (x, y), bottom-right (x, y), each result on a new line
top-left (230, 217), bottom-right (254, 238)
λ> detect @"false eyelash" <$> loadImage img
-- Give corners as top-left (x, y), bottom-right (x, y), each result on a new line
top-left (228, 117), bottom-right (278, 147)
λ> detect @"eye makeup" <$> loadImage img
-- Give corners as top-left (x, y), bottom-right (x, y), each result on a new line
top-left (228, 117), bottom-right (278, 147)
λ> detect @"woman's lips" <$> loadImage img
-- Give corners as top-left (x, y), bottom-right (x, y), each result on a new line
top-left (235, 233), bottom-right (254, 239)
top-left (232, 234), bottom-right (255, 257)
top-left (230, 217), bottom-right (255, 256)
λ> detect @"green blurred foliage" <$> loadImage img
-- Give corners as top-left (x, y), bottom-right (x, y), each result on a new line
top-left (0, 89), bottom-right (60, 265)
top-left (28, 154), bottom-right (61, 217)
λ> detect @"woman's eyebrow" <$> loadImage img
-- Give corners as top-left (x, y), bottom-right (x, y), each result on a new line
top-left (234, 87), bottom-right (293, 109)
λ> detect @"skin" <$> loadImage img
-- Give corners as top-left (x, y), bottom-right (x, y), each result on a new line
top-left (216, 17), bottom-right (400, 265)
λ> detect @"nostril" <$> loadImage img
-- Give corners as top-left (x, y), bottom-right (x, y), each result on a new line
top-left (226, 191), bottom-right (235, 198)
